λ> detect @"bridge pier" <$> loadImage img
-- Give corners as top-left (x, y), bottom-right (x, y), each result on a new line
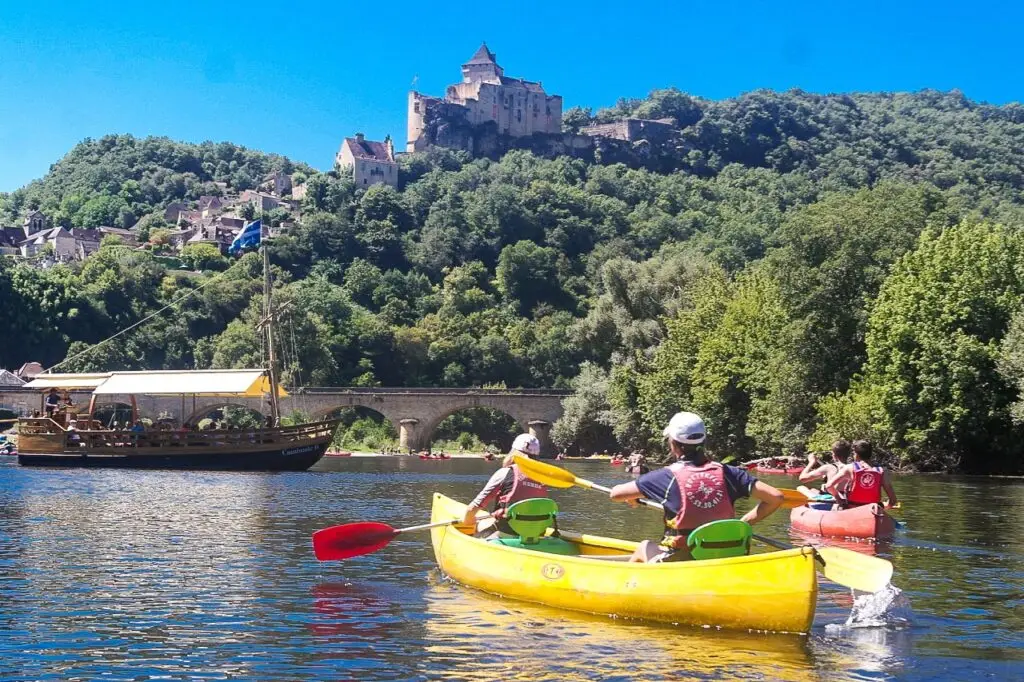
top-left (399, 418), bottom-right (420, 452)
top-left (528, 420), bottom-right (554, 458)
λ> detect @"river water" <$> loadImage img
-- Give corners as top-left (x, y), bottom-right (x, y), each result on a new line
top-left (0, 456), bottom-right (1021, 681)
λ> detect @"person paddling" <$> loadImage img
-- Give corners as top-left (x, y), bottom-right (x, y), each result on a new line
top-left (461, 433), bottom-right (549, 538)
top-left (824, 439), bottom-right (898, 509)
top-left (798, 439), bottom-right (851, 500)
top-left (609, 412), bottom-right (784, 562)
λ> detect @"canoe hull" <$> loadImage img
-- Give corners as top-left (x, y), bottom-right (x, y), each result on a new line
top-left (430, 493), bottom-right (818, 633)
top-left (790, 503), bottom-right (895, 539)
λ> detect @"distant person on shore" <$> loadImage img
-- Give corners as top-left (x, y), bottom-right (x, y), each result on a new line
top-left (609, 412), bottom-right (784, 563)
top-left (461, 434), bottom-right (548, 538)
top-left (825, 440), bottom-right (898, 509)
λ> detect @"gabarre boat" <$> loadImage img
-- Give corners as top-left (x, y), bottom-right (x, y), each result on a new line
top-left (15, 242), bottom-right (340, 472)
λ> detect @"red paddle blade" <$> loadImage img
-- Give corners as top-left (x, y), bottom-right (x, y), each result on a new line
top-left (312, 521), bottom-right (398, 561)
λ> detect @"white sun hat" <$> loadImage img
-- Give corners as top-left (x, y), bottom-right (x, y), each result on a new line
top-left (662, 412), bottom-right (706, 444)
top-left (510, 433), bottom-right (541, 456)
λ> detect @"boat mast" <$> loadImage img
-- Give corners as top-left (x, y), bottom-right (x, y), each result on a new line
top-left (262, 243), bottom-right (282, 426)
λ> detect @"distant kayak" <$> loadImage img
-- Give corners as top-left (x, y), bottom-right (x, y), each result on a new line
top-left (419, 454), bottom-right (451, 460)
top-left (790, 503), bottom-right (895, 540)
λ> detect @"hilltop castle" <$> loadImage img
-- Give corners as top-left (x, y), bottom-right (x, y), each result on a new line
top-left (407, 44), bottom-right (563, 153)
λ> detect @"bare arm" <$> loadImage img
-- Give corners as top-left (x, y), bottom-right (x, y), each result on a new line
top-left (739, 481), bottom-right (784, 525)
top-left (824, 464), bottom-right (852, 499)
top-left (609, 480), bottom-right (642, 503)
top-left (881, 470), bottom-right (898, 508)
top-left (799, 462), bottom-right (832, 484)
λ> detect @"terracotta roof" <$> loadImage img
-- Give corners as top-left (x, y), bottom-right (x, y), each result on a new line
top-left (465, 43), bottom-right (497, 65)
top-left (344, 137), bottom-right (394, 163)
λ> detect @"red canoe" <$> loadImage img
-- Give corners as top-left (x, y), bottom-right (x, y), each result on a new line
top-left (755, 465), bottom-right (803, 475)
top-left (419, 454), bottom-right (452, 460)
top-left (790, 503), bottom-right (896, 540)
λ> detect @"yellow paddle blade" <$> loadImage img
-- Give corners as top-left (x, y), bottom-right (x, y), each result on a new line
top-left (780, 488), bottom-right (811, 508)
top-left (816, 547), bottom-right (893, 593)
top-left (511, 455), bottom-right (578, 488)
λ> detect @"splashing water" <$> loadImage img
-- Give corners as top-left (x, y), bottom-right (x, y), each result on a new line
top-left (828, 583), bottom-right (914, 632)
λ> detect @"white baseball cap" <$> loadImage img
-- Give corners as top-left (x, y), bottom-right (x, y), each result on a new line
top-left (511, 433), bottom-right (541, 456)
top-left (662, 412), bottom-right (706, 444)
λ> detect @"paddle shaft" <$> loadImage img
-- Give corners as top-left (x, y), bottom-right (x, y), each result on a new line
top-left (397, 514), bottom-right (493, 535)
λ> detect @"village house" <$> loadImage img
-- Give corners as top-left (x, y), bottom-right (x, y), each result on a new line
top-left (336, 133), bottom-right (398, 188)
top-left (260, 170), bottom-right (293, 197)
top-left (19, 227), bottom-right (101, 262)
top-left (16, 362), bottom-right (43, 381)
top-left (240, 190), bottom-right (281, 212)
top-left (407, 44), bottom-right (563, 153)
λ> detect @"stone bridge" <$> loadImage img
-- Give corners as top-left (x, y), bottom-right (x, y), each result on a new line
top-left (0, 387), bottom-right (570, 455)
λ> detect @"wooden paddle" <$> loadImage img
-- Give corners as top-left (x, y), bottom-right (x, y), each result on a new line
top-left (512, 455), bottom-right (894, 592)
top-left (512, 455), bottom-right (809, 508)
top-left (312, 516), bottom-right (484, 561)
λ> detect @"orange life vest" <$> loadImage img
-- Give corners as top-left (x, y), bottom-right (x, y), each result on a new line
top-left (663, 461), bottom-right (735, 548)
top-left (846, 461), bottom-right (884, 506)
top-left (493, 464), bottom-right (548, 518)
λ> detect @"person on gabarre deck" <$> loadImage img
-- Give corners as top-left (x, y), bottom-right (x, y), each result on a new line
top-left (825, 439), bottom-right (898, 509)
top-left (461, 433), bottom-right (548, 538)
top-left (609, 412), bottom-right (785, 563)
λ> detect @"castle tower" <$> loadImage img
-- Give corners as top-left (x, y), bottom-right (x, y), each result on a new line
top-left (461, 43), bottom-right (503, 83)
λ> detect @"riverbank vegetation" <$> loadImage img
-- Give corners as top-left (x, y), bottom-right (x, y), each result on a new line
top-left (2, 89), bottom-right (1024, 472)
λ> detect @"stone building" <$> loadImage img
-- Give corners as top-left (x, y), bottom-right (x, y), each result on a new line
top-left (407, 44), bottom-right (563, 153)
top-left (19, 227), bottom-right (101, 261)
top-left (580, 118), bottom-right (677, 143)
top-left (336, 133), bottom-right (398, 188)
top-left (22, 210), bottom-right (47, 236)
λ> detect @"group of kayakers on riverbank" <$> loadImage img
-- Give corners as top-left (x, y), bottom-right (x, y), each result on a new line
top-left (462, 411), bottom-right (899, 562)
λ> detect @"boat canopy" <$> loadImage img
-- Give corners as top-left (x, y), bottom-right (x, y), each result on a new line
top-left (23, 373), bottom-right (113, 390)
top-left (90, 369), bottom-right (287, 397)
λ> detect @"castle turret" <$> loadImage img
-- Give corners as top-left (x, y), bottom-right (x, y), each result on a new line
top-left (461, 43), bottom-right (503, 83)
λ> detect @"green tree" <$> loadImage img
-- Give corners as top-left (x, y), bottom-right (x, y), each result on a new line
top-left (180, 243), bottom-right (228, 271)
top-left (814, 221), bottom-right (1024, 472)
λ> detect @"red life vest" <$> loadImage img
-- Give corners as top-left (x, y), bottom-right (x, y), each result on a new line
top-left (493, 465), bottom-right (548, 518)
top-left (663, 461), bottom-right (734, 548)
top-left (846, 461), bottom-right (884, 506)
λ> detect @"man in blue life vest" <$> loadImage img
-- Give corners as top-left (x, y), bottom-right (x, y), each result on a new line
top-left (609, 411), bottom-right (785, 562)
top-left (461, 433), bottom-right (549, 537)
top-left (825, 439), bottom-right (898, 509)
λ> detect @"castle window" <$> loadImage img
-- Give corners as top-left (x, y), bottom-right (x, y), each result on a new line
top-left (414, 101), bottom-right (420, 114)
top-left (517, 109), bottom-right (522, 122)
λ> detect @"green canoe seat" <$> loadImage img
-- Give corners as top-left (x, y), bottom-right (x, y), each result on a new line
top-left (686, 519), bottom-right (752, 561)
top-left (490, 498), bottom-right (579, 556)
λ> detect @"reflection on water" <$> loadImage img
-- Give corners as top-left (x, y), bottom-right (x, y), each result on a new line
top-left (0, 459), bottom-right (1021, 680)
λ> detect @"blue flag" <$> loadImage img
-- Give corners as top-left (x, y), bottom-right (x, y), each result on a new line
top-left (229, 219), bottom-right (262, 255)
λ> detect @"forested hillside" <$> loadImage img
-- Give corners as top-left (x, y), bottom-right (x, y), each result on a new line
top-left (3, 88), bottom-right (1024, 472)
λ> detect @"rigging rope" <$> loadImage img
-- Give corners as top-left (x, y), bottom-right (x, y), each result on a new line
top-left (45, 256), bottom-right (253, 374)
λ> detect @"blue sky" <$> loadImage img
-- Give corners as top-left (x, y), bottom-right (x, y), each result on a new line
top-left (1, 0), bottom-right (1021, 192)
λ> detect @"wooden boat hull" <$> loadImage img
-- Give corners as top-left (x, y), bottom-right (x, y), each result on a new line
top-left (790, 503), bottom-right (895, 539)
top-left (430, 493), bottom-right (818, 633)
top-left (16, 419), bottom-right (339, 472)
top-left (17, 443), bottom-right (329, 471)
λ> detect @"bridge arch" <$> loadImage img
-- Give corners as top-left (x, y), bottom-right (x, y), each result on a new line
top-left (421, 405), bottom-right (523, 453)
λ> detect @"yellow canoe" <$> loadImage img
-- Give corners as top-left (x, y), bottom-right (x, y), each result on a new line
top-left (430, 492), bottom-right (818, 633)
